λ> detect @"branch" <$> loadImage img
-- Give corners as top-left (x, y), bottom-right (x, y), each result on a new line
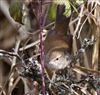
top-left (0, 50), bottom-right (20, 59)
top-left (12, 40), bottom-right (21, 68)
top-left (73, 4), bottom-right (84, 39)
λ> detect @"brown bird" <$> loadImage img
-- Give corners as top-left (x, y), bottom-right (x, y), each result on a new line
top-left (44, 5), bottom-right (73, 79)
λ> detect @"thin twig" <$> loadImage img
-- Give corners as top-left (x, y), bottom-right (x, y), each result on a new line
top-left (69, 17), bottom-right (79, 26)
top-left (74, 65), bottom-right (100, 74)
top-left (12, 40), bottom-right (21, 68)
top-left (0, 50), bottom-right (20, 59)
top-left (38, 1), bottom-right (51, 95)
top-left (77, 4), bottom-right (97, 38)
top-left (19, 22), bottom-right (54, 51)
top-left (19, 40), bottom-right (40, 51)
top-left (28, 22), bottom-right (54, 35)
top-left (7, 40), bottom-right (20, 95)
top-left (8, 77), bottom-right (21, 95)
top-left (73, 4), bottom-right (84, 39)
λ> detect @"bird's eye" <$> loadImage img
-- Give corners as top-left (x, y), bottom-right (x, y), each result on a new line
top-left (56, 58), bottom-right (59, 61)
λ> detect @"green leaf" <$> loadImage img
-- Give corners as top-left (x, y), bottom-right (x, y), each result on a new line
top-left (49, 4), bottom-right (57, 21)
top-left (53, 0), bottom-right (71, 16)
top-left (76, 0), bottom-right (84, 5)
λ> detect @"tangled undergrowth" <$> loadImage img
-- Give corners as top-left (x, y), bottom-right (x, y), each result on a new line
top-left (0, 0), bottom-right (100, 95)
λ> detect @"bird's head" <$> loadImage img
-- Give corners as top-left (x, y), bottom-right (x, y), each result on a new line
top-left (45, 49), bottom-right (72, 71)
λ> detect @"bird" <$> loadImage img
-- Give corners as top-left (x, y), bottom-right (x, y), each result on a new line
top-left (44, 4), bottom-right (73, 79)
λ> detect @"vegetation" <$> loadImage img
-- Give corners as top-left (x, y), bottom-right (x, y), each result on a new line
top-left (0, 0), bottom-right (100, 95)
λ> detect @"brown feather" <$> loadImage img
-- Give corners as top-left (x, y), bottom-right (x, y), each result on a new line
top-left (44, 4), bottom-right (73, 79)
